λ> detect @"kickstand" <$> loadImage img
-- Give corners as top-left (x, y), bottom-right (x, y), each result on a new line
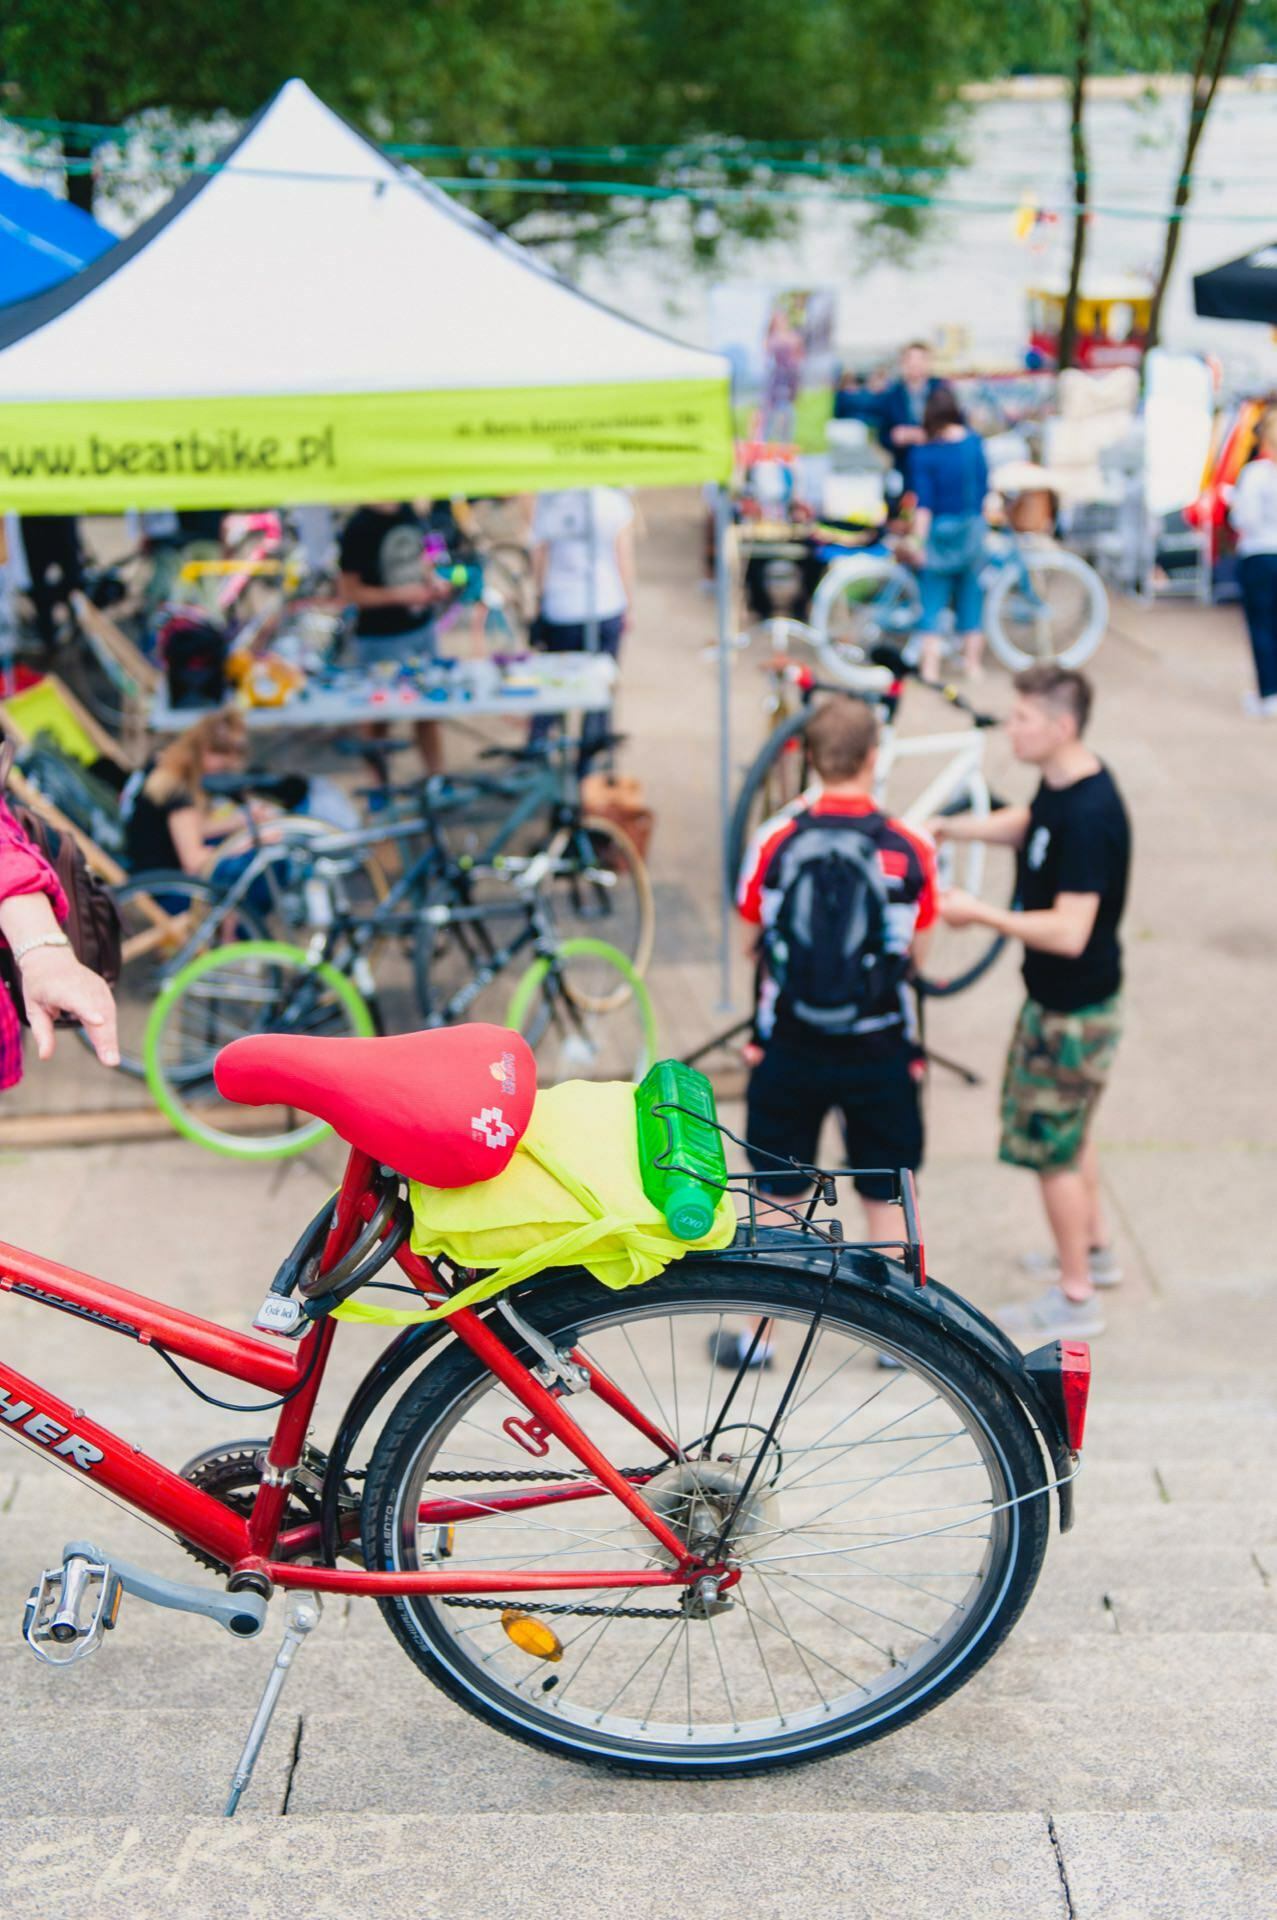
top-left (224, 1595), bottom-right (320, 1817)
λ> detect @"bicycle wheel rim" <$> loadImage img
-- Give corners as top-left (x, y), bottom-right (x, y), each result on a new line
top-left (505, 937), bottom-right (657, 1083)
top-left (912, 785), bottom-right (1014, 997)
top-left (104, 875), bottom-right (268, 1077)
top-left (987, 553), bottom-right (1106, 669)
top-left (815, 565), bottom-right (918, 675)
top-left (726, 704), bottom-right (818, 896)
top-left (143, 940), bottom-right (375, 1159)
top-left (369, 1270), bottom-right (1039, 1770)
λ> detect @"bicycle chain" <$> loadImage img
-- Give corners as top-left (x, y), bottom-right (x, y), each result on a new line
top-left (428, 1462), bottom-right (676, 1618)
top-left (440, 1594), bottom-right (683, 1620)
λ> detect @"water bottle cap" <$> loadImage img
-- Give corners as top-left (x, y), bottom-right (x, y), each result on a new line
top-left (666, 1190), bottom-right (715, 1241)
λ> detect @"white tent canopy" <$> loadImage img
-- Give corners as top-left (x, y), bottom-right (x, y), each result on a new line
top-left (0, 80), bottom-right (731, 509)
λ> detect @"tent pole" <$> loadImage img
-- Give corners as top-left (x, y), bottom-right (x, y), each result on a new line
top-left (584, 488), bottom-right (599, 654)
top-left (714, 484), bottom-right (733, 1012)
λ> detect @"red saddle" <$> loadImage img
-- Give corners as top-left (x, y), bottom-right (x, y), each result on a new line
top-left (213, 1023), bottom-right (536, 1186)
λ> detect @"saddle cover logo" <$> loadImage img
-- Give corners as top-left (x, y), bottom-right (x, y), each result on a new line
top-left (488, 1052), bottom-right (518, 1096)
top-left (472, 1106), bottom-right (517, 1151)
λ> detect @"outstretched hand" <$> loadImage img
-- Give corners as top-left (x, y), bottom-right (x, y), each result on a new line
top-left (19, 947), bottom-right (120, 1068)
top-left (938, 887), bottom-right (987, 931)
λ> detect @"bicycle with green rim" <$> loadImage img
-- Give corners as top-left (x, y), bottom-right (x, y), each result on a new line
top-left (144, 918), bottom-right (657, 1160)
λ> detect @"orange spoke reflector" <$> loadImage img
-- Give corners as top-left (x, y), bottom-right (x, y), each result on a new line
top-left (500, 1608), bottom-right (564, 1662)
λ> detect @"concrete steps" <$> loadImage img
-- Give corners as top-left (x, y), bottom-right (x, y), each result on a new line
top-left (0, 1808), bottom-right (1273, 1920)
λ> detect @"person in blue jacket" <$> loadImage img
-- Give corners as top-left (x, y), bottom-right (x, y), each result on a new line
top-left (877, 341), bottom-right (949, 491)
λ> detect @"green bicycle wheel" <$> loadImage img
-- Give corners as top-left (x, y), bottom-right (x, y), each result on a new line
top-left (505, 937), bottom-right (658, 1085)
top-left (143, 940), bottom-right (376, 1161)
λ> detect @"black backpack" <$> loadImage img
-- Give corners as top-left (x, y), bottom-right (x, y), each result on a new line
top-left (763, 813), bottom-right (906, 1033)
top-left (159, 611), bottom-right (228, 709)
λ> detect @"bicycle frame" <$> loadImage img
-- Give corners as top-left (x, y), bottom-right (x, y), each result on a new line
top-left (882, 725), bottom-right (989, 830)
top-left (0, 1148), bottom-right (707, 1600)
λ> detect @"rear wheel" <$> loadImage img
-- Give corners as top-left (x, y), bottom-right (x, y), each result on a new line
top-left (143, 940), bottom-right (376, 1158)
top-left (361, 1261), bottom-right (1051, 1776)
top-left (984, 544), bottom-right (1107, 670)
top-left (914, 786), bottom-right (1017, 999)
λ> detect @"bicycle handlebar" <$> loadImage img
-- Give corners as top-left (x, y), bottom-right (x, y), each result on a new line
top-left (780, 642), bottom-right (999, 729)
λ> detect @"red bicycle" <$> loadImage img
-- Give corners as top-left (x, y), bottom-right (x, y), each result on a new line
top-left (2, 1025), bottom-right (1089, 1812)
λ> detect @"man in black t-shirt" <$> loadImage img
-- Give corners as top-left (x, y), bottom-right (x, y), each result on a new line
top-left (338, 502), bottom-right (454, 775)
top-left (930, 664), bottom-right (1131, 1345)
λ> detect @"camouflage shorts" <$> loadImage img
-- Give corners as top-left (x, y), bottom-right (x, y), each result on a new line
top-left (999, 994), bottom-right (1122, 1173)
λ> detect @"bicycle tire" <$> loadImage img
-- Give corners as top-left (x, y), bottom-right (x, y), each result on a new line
top-left (361, 1260), bottom-right (1051, 1777)
top-left (913, 787), bottom-right (1016, 999)
top-left (143, 939), bottom-right (376, 1160)
top-left (809, 552), bottom-right (919, 678)
top-left (505, 937), bottom-right (658, 1082)
top-left (544, 815), bottom-right (655, 1011)
top-left (725, 702), bottom-right (817, 897)
top-left (983, 545), bottom-right (1108, 671)
top-left (99, 871), bottom-right (269, 1078)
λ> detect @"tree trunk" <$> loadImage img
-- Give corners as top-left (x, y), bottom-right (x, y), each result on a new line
top-left (62, 130), bottom-right (97, 214)
top-left (1057, 0), bottom-right (1093, 373)
top-left (1146, 0), bottom-right (1246, 353)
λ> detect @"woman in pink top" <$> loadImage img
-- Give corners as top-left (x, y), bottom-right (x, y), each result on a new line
top-left (0, 799), bottom-right (118, 1087)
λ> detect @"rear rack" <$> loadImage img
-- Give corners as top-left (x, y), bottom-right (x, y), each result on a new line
top-left (647, 1099), bottom-right (926, 1287)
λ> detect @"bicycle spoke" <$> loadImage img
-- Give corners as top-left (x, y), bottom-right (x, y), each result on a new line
top-left (380, 1290), bottom-right (1028, 1758)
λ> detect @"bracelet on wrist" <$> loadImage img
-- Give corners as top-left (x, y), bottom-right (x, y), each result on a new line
top-left (11, 931), bottom-right (71, 966)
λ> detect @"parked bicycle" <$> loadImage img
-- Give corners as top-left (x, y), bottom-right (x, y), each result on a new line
top-left (728, 638), bottom-right (1017, 998)
top-left (141, 832), bottom-right (657, 1156)
top-left (107, 737), bottom-right (654, 1077)
top-left (5, 1031), bottom-right (1088, 1804)
top-left (809, 528), bottom-right (1108, 676)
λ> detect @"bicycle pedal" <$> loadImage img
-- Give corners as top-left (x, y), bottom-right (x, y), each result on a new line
top-left (23, 1542), bottom-right (123, 1667)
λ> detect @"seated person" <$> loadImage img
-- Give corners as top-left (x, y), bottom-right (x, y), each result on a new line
top-left (122, 709), bottom-right (251, 876)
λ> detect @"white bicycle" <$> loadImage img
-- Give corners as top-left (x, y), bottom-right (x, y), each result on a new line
top-left (727, 630), bottom-right (1016, 998)
top-left (809, 530), bottom-right (1108, 677)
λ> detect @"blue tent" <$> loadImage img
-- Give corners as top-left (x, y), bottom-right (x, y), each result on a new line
top-left (0, 169), bottom-right (114, 307)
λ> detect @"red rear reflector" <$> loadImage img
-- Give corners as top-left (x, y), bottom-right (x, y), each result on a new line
top-left (1058, 1341), bottom-right (1091, 1451)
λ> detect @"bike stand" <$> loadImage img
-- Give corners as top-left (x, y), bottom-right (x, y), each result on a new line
top-left (225, 1595), bottom-right (321, 1817)
top-left (681, 1015), bottom-right (753, 1072)
top-left (921, 1046), bottom-right (983, 1087)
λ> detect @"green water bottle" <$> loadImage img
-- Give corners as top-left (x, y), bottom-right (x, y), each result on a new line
top-left (634, 1060), bottom-right (728, 1241)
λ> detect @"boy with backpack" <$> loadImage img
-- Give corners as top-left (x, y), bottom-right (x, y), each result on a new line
top-left (736, 696), bottom-right (937, 1259)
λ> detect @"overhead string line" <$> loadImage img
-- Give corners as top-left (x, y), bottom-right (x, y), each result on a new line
top-left (0, 135), bottom-right (1266, 224)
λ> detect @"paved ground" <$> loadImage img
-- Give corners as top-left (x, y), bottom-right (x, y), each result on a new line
top-left (3, 494), bottom-right (1276, 1917)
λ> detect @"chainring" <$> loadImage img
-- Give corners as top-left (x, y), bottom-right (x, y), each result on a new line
top-left (176, 1439), bottom-right (336, 1575)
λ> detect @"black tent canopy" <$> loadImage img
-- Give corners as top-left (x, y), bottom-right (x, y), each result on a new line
top-left (1194, 243), bottom-right (1277, 324)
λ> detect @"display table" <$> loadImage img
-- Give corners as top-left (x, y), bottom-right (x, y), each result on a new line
top-left (149, 651), bottom-right (616, 732)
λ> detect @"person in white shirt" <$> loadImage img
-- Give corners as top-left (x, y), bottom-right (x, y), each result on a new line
top-left (530, 488), bottom-right (635, 752)
top-left (1229, 407), bottom-right (1277, 717)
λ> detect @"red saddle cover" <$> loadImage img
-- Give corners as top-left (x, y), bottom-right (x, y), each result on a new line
top-left (214, 1023), bottom-right (536, 1186)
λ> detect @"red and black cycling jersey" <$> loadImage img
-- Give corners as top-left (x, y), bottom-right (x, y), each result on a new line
top-left (737, 791), bottom-right (937, 1044)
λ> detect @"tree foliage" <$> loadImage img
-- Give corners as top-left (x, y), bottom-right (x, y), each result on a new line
top-left (0, 0), bottom-right (1002, 254)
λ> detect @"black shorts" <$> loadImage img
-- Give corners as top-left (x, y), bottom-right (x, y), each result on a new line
top-left (745, 1037), bottom-right (923, 1202)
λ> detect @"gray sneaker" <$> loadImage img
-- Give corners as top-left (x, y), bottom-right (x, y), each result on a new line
top-left (1019, 1246), bottom-right (1122, 1288)
top-left (994, 1284), bottom-right (1105, 1346)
